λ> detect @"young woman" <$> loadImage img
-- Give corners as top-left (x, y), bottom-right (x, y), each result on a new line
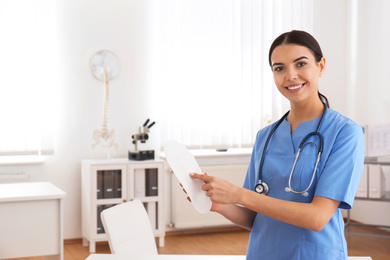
top-left (189, 30), bottom-right (364, 259)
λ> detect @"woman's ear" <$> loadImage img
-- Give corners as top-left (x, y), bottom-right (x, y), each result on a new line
top-left (319, 57), bottom-right (326, 77)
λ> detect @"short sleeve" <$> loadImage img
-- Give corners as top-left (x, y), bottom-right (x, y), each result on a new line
top-left (314, 122), bottom-right (365, 209)
top-left (243, 130), bottom-right (262, 191)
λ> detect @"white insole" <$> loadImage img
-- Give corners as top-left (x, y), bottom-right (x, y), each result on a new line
top-left (164, 140), bottom-right (212, 214)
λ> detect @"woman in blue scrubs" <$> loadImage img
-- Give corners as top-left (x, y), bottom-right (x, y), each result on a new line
top-left (190, 30), bottom-right (364, 259)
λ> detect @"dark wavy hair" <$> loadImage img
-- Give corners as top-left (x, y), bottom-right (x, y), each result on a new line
top-left (268, 30), bottom-right (329, 108)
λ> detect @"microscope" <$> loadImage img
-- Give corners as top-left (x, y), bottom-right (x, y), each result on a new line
top-left (128, 119), bottom-right (156, 160)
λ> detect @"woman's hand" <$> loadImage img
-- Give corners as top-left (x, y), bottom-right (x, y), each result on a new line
top-left (180, 172), bottom-right (240, 213)
top-left (181, 173), bottom-right (257, 230)
top-left (180, 182), bottom-right (225, 213)
top-left (189, 172), bottom-right (241, 206)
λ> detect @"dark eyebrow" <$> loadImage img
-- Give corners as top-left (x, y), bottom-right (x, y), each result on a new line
top-left (293, 56), bottom-right (308, 63)
top-left (271, 62), bottom-right (283, 67)
top-left (272, 56), bottom-right (309, 67)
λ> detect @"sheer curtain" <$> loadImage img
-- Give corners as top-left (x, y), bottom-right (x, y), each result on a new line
top-left (157, 0), bottom-right (313, 149)
top-left (0, 0), bottom-right (59, 156)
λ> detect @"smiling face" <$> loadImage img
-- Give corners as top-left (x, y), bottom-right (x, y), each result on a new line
top-left (270, 44), bottom-right (325, 106)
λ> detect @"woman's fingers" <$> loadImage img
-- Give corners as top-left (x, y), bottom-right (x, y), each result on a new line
top-left (182, 172), bottom-right (213, 202)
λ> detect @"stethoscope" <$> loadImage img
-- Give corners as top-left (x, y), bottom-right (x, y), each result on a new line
top-left (255, 102), bottom-right (327, 197)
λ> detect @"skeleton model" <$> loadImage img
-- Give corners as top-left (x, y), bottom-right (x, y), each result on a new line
top-left (91, 67), bottom-right (118, 156)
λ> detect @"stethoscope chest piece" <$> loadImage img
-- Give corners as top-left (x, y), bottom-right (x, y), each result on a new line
top-left (255, 180), bottom-right (269, 195)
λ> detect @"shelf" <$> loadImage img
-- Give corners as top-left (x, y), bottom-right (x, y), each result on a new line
top-left (96, 199), bottom-right (122, 205)
top-left (82, 159), bottom-right (165, 252)
top-left (345, 221), bottom-right (390, 239)
top-left (134, 196), bottom-right (160, 202)
top-left (364, 157), bottom-right (390, 165)
top-left (355, 191), bottom-right (390, 202)
top-left (345, 160), bottom-right (390, 239)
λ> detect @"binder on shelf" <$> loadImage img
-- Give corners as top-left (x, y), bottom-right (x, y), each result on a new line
top-left (146, 202), bottom-right (157, 230)
top-left (113, 170), bottom-right (122, 198)
top-left (134, 169), bottom-right (146, 197)
top-left (103, 171), bottom-right (115, 199)
top-left (368, 164), bottom-right (385, 199)
top-left (97, 204), bottom-right (117, 234)
top-left (97, 205), bottom-right (104, 234)
top-left (97, 171), bottom-right (104, 199)
top-left (145, 168), bottom-right (158, 196)
top-left (356, 164), bottom-right (368, 198)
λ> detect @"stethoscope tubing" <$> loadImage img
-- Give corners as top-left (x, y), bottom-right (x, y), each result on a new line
top-left (256, 102), bottom-right (327, 196)
top-left (286, 149), bottom-right (322, 197)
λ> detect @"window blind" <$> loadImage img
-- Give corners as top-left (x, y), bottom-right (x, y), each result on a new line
top-left (157, 0), bottom-right (313, 149)
top-left (0, 0), bottom-right (59, 156)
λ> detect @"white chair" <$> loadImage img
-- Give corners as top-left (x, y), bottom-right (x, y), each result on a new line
top-left (100, 199), bottom-right (158, 255)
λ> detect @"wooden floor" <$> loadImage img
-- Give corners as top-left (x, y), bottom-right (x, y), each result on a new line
top-left (7, 225), bottom-right (390, 260)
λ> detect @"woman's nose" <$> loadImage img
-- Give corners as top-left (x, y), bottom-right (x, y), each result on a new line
top-left (287, 68), bottom-right (298, 80)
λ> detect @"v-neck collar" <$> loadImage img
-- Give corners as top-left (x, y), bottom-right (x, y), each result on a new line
top-left (280, 114), bottom-right (323, 154)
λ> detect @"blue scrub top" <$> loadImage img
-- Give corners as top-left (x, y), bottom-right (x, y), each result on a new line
top-left (243, 109), bottom-right (364, 260)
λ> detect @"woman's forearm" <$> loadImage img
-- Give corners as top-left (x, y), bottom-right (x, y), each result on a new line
top-left (191, 172), bottom-right (339, 232)
top-left (236, 187), bottom-right (340, 232)
top-left (215, 203), bottom-right (257, 231)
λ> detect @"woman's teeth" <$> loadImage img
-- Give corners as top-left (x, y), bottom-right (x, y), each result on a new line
top-left (287, 84), bottom-right (303, 90)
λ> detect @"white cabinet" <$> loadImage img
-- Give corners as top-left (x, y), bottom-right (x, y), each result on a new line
top-left (82, 159), bottom-right (165, 253)
top-left (345, 160), bottom-right (390, 239)
top-left (0, 182), bottom-right (66, 260)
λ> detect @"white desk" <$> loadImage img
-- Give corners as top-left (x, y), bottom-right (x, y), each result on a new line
top-left (0, 182), bottom-right (66, 260)
top-left (87, 255), bottom-right (244, 260)
top-left (86, 254), bottom-right (372, 260)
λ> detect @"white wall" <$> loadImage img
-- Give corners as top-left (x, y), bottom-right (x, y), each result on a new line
top-left (353, 0), bottom-right (390, 126)
top-left (348, 0), bottom-right (390, 229)
top-left (57, 0), bottom-right (161, 238)
top-left (313, 0), bottom-right (351, 116)
top-left (0, 0), bottom-right (389, 240)
top-left (313, 0), bottom-right (390, 125)
top-left (313, 0), bottom-right (390, 229)
top-left (0, 0), bottom-right (159, 239)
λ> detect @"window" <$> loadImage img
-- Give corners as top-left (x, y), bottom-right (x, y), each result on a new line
top-left (157, 0), bottom-right (313, 149)
top-left (0, 1), bottom-right (59, 157)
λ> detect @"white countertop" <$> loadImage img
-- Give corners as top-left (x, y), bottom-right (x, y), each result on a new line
top-left (0, 181), bottom-right (66, 202)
